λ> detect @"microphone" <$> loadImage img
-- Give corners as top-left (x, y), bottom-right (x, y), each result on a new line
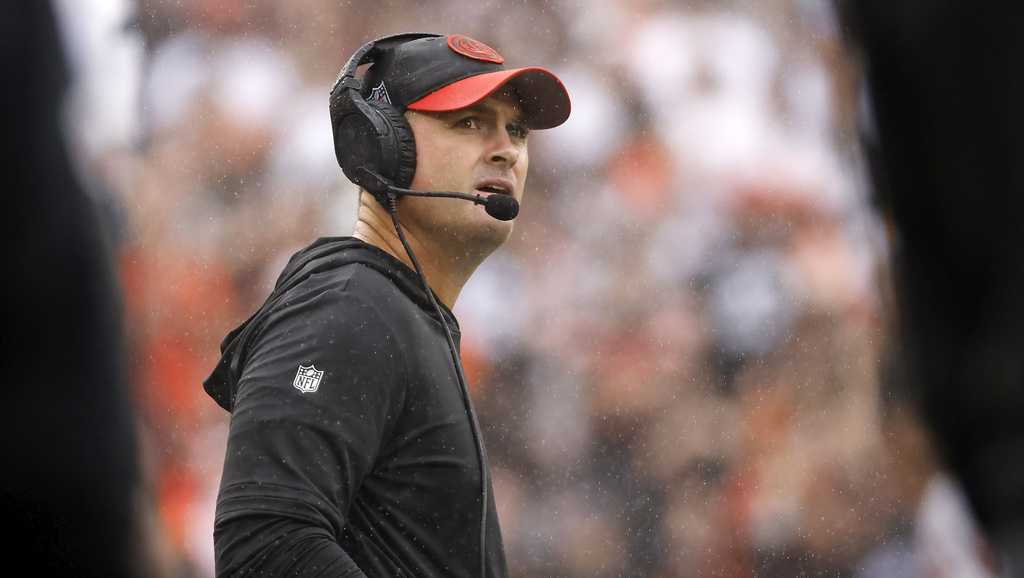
top-left (481, 193), bottom-right (519, 221)
top-left (356, 167), bottom-right (520, 221)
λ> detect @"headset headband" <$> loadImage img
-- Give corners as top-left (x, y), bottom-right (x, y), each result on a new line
top-left (333, 33), bottom-right (442, 97)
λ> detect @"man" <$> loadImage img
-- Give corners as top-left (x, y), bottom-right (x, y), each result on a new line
top-left (204, 33), bottom-right (570, 577)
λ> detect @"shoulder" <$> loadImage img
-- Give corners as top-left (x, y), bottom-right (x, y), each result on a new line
top-left (239, 263), bottom-right (409, 375)
top-left (253, 264), bottom-right (397, 350)
top-left (238, 263), bottom-right (410, 400)
top-left (265, 262), bottom-right (405, 332)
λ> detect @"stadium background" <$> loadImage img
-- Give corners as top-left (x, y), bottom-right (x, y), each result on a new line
top-left (60, 0), bottom-right (989, 576)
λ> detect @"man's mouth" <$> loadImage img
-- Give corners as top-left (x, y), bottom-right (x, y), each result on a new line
top-left (474, 179), bottom-right (514, 196)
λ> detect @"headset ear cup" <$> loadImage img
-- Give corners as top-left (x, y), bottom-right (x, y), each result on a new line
top-left (334, 110), bottom-right (379, 186)
top-left (369, 102), bottom-right (417, 190)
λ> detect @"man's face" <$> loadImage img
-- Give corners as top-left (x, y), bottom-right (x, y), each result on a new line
top-left (399, 91), bottom-right (530, 253)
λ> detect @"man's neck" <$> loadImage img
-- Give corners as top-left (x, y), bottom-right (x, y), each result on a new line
top-left (352, 200), bottom-right (481, 310)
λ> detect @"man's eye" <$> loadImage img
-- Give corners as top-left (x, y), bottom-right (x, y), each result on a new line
top-left (456, 117), bottom-right (480, 129)
top-left (508, 123), bottom-right (530, 139)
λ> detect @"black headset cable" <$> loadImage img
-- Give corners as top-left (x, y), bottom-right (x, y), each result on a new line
top-left (386, 194), bottom-right (491, 578)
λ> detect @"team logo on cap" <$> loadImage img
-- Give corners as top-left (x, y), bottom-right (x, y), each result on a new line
top-left (447, 34), bottom-right (504, 64)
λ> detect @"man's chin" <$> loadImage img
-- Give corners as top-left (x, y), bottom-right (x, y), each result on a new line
top-left (460, 216), bottom-right (514, 254)
top-left (402, 198), bottom-right (515, 257)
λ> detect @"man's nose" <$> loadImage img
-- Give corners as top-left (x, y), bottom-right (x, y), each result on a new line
top-left (487, 132), bottom-right (519, 168)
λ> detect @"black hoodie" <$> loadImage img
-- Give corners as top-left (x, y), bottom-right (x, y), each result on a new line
top-left (204, 237), bottom-right (507, 578)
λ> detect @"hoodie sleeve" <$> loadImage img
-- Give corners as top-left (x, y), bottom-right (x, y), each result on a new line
top-left (212, 284), bottom-right (407, 577)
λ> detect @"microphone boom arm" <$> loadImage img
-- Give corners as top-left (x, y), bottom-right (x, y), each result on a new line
top-left (386, 187), bottom-right (487, 205)
top-left (356, 166), bottom-right (520, 221)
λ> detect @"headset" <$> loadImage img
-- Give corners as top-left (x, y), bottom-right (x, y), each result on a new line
top-left (329, 33), bottom-right (439, 206)
top-left (329, 33), bottom-right (494, 577)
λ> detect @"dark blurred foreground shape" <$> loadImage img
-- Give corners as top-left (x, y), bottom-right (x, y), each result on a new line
top-left (1, 1), bottom-right (143, 576)
top-left (840, 1), bottom-right (1024, 575)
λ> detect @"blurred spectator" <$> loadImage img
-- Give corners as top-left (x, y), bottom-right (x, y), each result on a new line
top-left (841, 1), bottom-right (1024, 573)
top-left (2, 0), bottom-right (170, 576)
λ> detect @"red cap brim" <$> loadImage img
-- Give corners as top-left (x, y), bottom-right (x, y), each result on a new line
top-left (406, 67), bottom-right (571, 129)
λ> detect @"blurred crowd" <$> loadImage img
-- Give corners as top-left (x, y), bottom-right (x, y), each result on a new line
top-left (64, 0), bottom-right (994, 577)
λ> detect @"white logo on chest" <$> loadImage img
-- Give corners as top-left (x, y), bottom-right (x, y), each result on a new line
top-left (293, 364), bottom-right (324, 393)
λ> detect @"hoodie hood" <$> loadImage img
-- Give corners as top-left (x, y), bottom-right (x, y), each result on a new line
top-left (203, 236), bottom-right (457, 412)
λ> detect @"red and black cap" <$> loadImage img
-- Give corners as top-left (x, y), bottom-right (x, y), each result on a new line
top-left (361, 34), bottom-right (571, 129)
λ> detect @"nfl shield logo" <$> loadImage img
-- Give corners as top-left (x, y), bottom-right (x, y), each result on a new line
top-left (368, 81), bottom-right (392, 105)
top-left (293, 364), bottom-right (324, 393)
